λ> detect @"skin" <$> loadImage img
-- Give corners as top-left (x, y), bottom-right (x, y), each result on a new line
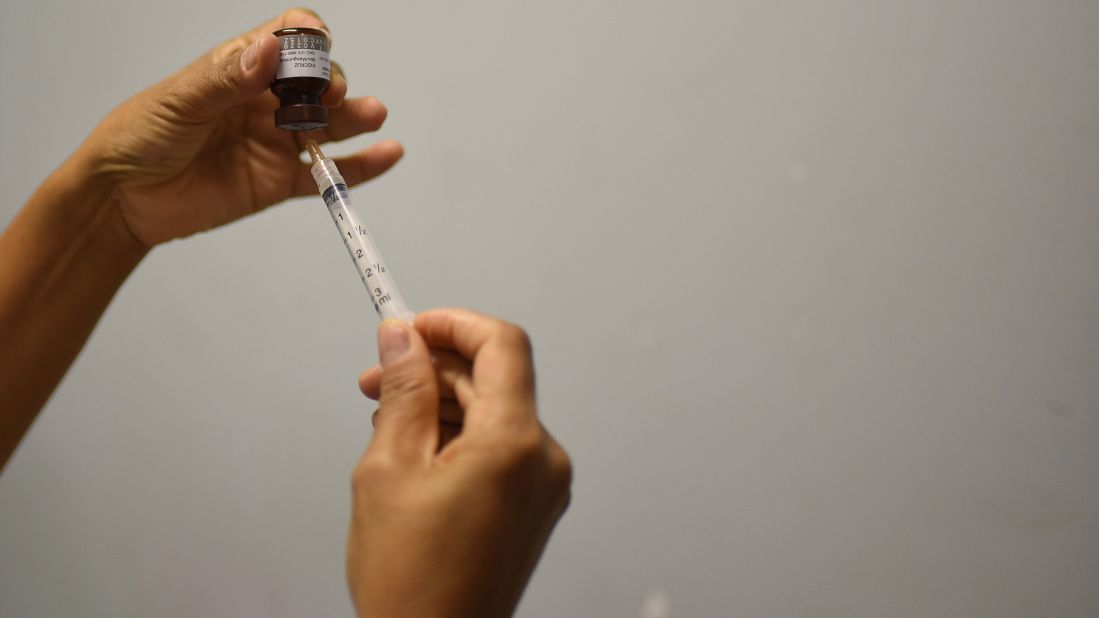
top-left (352, 312), bottom-right (572, 617)
top-left (0, 8), bottom-right (570, 616)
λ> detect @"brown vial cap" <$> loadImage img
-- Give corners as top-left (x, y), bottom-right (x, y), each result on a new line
top-left (275, 105), bottom-right (328, 132)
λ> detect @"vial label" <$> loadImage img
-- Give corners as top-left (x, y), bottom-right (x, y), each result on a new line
top-left (275, 33), bottom-right (331, 80)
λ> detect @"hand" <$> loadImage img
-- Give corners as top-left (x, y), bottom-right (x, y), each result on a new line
top-left (350, 309), bottom-right (572, 617)
top-left (76, 8), bottom-right (402, 248)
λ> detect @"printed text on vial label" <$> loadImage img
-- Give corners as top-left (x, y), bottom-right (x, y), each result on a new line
top-left (276, 49), bottom-right (331, 80)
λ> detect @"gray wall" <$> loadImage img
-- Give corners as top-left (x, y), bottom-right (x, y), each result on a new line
top-left (2, 1), bottom-right (1098, 616)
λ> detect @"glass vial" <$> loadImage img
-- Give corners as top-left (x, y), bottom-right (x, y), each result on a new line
top-left (271, 27), bottom-right (331, 131)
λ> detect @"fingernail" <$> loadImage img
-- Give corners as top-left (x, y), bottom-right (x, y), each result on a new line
top-left (379, 320), bottom-right (411, 367)
top-left (241, 37), bottom-right (261, 72)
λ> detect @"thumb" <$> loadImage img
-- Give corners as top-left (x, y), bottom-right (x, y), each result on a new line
top-left (372, 320), bottom-right (440, 464)
top-left (164, 32), bottom-right (280, 122)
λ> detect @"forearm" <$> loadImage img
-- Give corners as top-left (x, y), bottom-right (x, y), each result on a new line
top-left (0, 151), bottom-right (147, 470)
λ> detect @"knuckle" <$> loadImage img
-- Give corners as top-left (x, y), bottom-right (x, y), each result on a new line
top-left (548, 446), bottom-right (574, 493)
top-left (285, 5), bottom-right (320, 16)
top-left (371, 99), bottom-right (388, 124)
top-left (283, 7), bottom-right (328, 32)
top-left (157, 78), bottom-right (190, 107)
top-left (497, 427), bottom-right (545, 472)
top-left (497, 322), bottom-right (533, 356)
top-left (286, 6), bottom-right (322, 20)
top-left (518, 432), bottom-right (545, 462)
top-left (558, 489), bottom-right (573, 515)
top-left (382, 369), bottom-right (433, 400)
top-left (492, 428), bottom-right (574, 501)
top-left (152, 81), bottom-right (207, 127)
top-left (211, 37), bottom-right (248, 66)
top-left (350, 454), bottom-right (389, 491)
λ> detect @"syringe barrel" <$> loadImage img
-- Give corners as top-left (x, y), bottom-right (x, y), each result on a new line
top-left (309, 158), bottom-right (345, 192)
top-left (310, 159), bottom-right (415, 324)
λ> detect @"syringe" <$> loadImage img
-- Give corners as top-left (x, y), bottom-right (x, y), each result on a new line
top-left (306, 140), bottom-right (415, 324)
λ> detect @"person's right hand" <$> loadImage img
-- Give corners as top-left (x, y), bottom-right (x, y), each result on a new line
top-left (74, 8), bottom-right (401, 249)
top-left (349, 309), bottom-right (572, 617)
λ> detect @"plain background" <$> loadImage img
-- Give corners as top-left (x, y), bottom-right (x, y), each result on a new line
top-left (2, 1), bottom-right (1098, 616)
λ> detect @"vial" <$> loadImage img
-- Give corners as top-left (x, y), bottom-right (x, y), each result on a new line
top-left (270, 27), bottom-right (331, 131)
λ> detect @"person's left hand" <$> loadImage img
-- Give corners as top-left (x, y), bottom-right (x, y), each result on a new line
top-left (75, 8), bottom-right (401, 248)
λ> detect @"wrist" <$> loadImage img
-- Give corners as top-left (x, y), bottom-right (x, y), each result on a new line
top-left (40, 146), bottom-right (151, 263)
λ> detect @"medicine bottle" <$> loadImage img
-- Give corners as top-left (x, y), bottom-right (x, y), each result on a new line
top-left (270, 27), bottom-right (331, 131)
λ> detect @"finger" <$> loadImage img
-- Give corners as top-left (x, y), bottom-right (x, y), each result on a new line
top-left (160, 33), bottom-right (280, 122)
top-left (313, 96), bottom-right (389, 144)
top-left (359, 365), bottom-right (382, 400)
top-left (322, 61), bottom-right (348, 108)
top-left (359, 350), bottom-right (473, 402)
top-left (433, 350), bottom-right (475, 407)
top-left (373, 401), bottom-right (463, 428)
top-left (368, 320), bottom-right (439, 464)
top-left (290, 140), bottom-right (403, 197)
top-left (414, 309), bottom-right (537, 409)
top-left (163, 9), bottom-right (328, 122)
top-left (243, 8), bottom-right (330, 47)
